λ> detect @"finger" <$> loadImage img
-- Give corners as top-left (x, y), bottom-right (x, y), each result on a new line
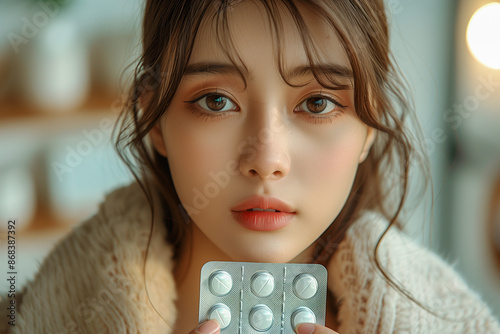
top-left (189, 319), bottom-right (221, 334)
top-left (295, 322), bottom-right (339, 334)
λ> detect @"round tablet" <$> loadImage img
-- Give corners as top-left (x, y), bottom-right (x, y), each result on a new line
top-left (251, 272), bottom-right (275, 297)
top-left (209, 271), bottom-right (233, 296)
top-left (249, 304), bottom-right (273, 332)
top-left (207, 304), bottom-right (231, 329)
top-left (293, 274), bottom-right (318, 300)
top-left (291, 307), bottom-right (316, 329)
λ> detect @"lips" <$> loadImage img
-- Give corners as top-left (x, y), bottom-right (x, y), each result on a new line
top-left (231, 196), bottom-right (296, 231)
top-left (231, 196), bottom-right (295, 213)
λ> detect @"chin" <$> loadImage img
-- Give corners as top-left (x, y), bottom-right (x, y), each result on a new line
top-left (226, 247), bottom-right (303, 264)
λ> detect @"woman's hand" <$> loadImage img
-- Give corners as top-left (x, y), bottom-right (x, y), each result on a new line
top-left (295, 323), bottom-right (340, 334)
top-left (188, 319), bottom-right (220, 334)
top-left (188, 319), bottom-right (339, 334)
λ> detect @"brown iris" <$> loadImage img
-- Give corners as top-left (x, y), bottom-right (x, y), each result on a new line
top-left (307, 97), bottom-right (327, 113)
top-left (206, 94), bottom-right (227, 111)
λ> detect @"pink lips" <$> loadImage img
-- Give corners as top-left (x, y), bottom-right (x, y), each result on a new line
top-left (231, 196), bottom-right (296, 231)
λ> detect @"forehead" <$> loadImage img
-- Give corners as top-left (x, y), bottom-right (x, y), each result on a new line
top-left (188, 0), bottom-right (351, 73)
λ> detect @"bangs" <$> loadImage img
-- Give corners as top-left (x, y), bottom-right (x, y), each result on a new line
top-left (140, 0), bottom-right (389, 129)
top-left (198, 0), bottom-right (355, 91)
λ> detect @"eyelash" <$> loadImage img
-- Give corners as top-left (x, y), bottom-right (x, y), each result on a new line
top-left (184, 92), bottom-right (236, 121)
top-left (294, 94), bottom-right (347, 124)
top-left (183, 91), bottom-right (347, 124)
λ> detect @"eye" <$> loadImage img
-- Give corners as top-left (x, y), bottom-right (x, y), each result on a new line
top-left (193, 93), bottom-right (239, 112)
top-left (294, 96), bottom-right (344, 114)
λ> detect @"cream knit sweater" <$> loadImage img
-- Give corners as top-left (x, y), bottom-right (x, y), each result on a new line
top-left (3, 183), bottom-right (500, 333)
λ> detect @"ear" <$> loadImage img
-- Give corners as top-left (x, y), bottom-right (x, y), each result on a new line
top-left (359, 126), bottom-right (376, 163)
top-left (149, 121), bottom-right (168, 157)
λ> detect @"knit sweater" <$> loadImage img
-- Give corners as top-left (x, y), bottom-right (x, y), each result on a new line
top-left (3, 182), bottom-right (500, 333)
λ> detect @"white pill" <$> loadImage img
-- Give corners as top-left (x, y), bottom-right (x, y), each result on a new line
top-left (291, 307), bottom-right (316, 329)
top-left (251, 272), bottom-right (275, 297)
top-left (293, 274), bottom-right (318, 300)
top-left (209, 271), bottom-right (233, 296)
top-left (207, 304), bottom-right (231, 329)
top-left (249, 304), bottom-right (273, 331)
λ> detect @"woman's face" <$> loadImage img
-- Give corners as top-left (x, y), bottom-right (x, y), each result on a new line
top-left (151, 1), bottom-right (375, 263)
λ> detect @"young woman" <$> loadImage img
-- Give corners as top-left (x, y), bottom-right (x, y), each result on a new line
top-left (5, 1), bottom-right (500, 333)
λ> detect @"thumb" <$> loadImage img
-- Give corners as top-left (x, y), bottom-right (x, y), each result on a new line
top-left (295, 322), bottom-right (339, 334)
top-left (189, 319), bottom-right (220, 334)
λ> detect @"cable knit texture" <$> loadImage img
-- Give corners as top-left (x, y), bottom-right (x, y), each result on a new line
top-left (2, 182), bottom-right (499, 333)
top-left (330, 214), bottom-right (500, 334)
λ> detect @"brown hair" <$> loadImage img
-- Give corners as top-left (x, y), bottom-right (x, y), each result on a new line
top-left (114, 0), bottom-right (430, 315)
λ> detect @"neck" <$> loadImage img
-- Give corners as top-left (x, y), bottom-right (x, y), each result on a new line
top-left (173, 224), bottom-right (232, 331)
top-left (174, 223), bottom-right (233, 281)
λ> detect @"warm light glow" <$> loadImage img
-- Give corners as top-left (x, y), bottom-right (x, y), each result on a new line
top-left (466, 3), bottom-right (500, 69)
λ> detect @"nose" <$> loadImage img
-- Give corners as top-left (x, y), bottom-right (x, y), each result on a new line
top-left (238, 116), bottom-right (291, 181)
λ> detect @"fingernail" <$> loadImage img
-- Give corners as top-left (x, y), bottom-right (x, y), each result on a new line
top-left (196, 319), bottom-right (219, 334)
top-left (296, 322), bottom-right (315, 334)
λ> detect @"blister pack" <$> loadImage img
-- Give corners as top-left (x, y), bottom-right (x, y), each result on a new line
top-left (198, 261), bottom-right (327, 333)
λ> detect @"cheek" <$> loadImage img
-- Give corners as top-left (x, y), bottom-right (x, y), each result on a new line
top-left (163, 114), bottom-right (235, 203)
top-left (295, 124), bottom-right (366, 208)
top-left (300, 126), bottom-right (365, 180)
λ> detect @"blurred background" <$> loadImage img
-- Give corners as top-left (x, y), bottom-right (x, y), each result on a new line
top-left (0, 0), bottom-right (499, 319)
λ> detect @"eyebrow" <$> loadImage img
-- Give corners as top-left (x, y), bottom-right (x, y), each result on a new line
top-left (287, 64), bottom-right (353, 80)
top-left (183, 62), bottom-right (353, 81)
top-left (184, 62), bottom-right (249, 78)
